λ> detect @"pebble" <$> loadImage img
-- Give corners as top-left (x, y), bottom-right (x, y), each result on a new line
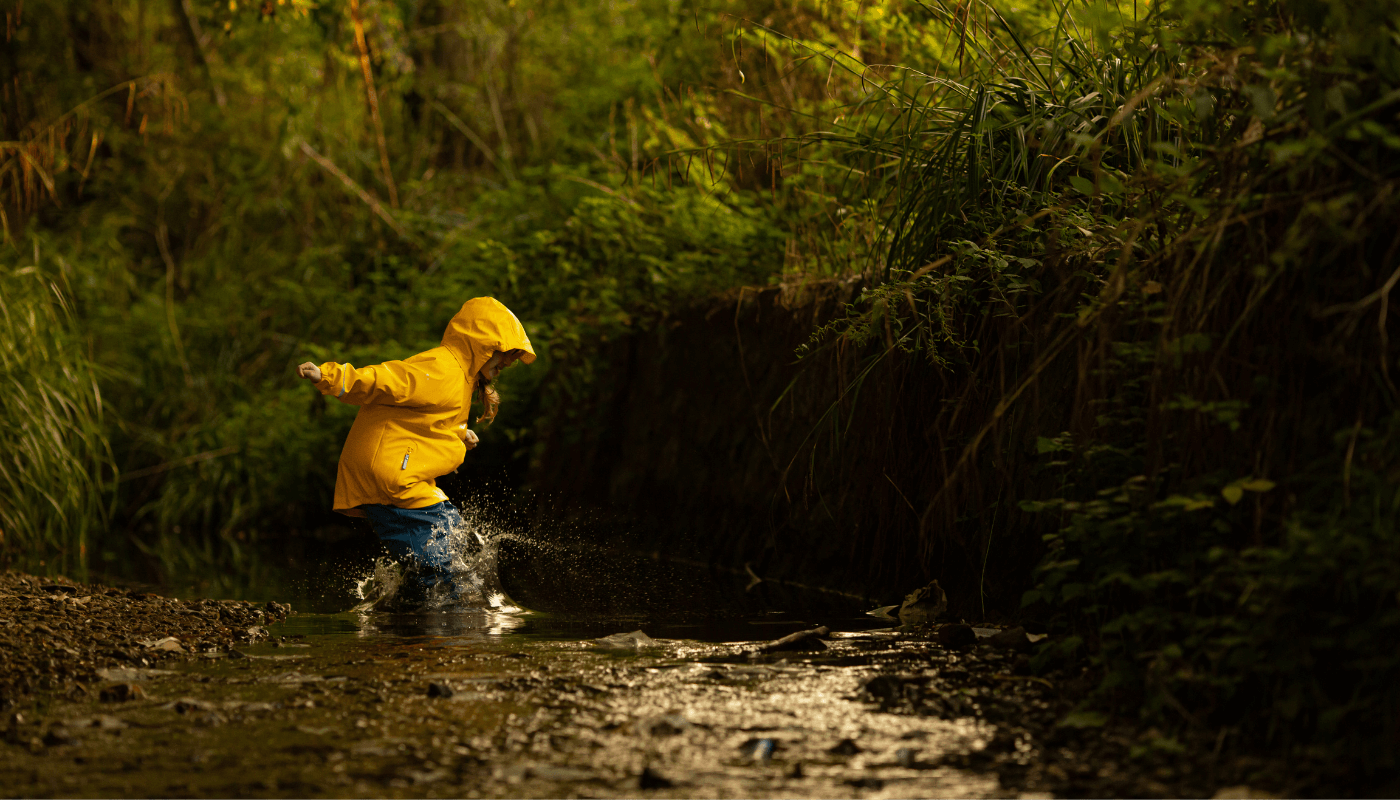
top-left (99, 683), bottom-right (146, 703)
top-left (936, 624), bottom-right (978, 648)
top-left (638, 766), bottom-right (674, 789)
top-left (828, 738), bottom-right (862, 756)
top-left (740, 737), bottom-right (776, 762)
top-left (644, 713), bottom-right (692, 737)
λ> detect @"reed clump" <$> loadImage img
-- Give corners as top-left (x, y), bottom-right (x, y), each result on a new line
top-left (0, 257), bottom-right (113, 578)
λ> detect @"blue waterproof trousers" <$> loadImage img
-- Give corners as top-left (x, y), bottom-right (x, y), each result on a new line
top-left (361, 501), bottom-right (463, 588)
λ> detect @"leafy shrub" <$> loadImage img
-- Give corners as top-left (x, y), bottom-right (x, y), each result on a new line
top-left (1027, 414), bottom-right (1400, 764)
top-left (787, 0), bottom-right (1400, 768)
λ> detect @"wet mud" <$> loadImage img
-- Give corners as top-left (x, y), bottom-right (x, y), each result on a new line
top-left (1, 571), bottom-right (1311, 798)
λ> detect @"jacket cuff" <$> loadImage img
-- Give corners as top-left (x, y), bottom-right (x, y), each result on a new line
top-left (315, 362), bottom-right (340, 396)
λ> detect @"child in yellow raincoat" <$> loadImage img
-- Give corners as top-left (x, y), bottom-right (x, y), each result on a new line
top-left (296, 297), bottom-right (535, 601)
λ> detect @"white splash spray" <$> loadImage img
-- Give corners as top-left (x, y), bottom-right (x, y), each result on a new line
top-left (351, 502), bottom-right (524, 613)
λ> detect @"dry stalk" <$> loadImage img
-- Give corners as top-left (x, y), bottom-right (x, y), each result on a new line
top-left (349, 0), bottom-right (399, 209)
top-left (295, 138), bottom-right (412, 243)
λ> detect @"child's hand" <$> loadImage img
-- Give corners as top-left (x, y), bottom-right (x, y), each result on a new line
top-left (463, 429), bottom-right (480, 451)
top-left (297, 362), bottom-right (322, 382)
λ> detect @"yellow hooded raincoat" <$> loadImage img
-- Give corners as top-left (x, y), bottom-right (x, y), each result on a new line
top-left (314, 298), bottom-right (535, 516)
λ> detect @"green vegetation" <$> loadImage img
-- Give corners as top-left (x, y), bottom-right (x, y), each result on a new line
top-left (0, 259), bottom-right (112, 579)
top-left (793, 0), bottom-right (1400, 768)
top-left (1, 0), bottom-right (854, 585)
top-left (4, 0), bottom-right (1399, 775)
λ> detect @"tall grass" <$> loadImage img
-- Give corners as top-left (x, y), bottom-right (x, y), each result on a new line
top-left (763, 0), bottom-right (1400, 764)
top-left (0, 249), bottom-right (114, 578)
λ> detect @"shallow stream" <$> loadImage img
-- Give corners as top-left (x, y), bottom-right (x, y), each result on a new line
top-left (5, 528), bottom-right (1241, 798)
top-left (3, 576), bottom-right (1062, 798)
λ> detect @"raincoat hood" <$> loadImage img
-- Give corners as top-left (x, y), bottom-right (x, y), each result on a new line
top-left (440, 297), bottom-right (536, 377)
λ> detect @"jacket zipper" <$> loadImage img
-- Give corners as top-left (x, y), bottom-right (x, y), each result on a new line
top-left (401, 450), bottom-right (412, 470)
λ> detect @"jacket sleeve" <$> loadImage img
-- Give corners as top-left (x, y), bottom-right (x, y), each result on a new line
top-left (314, 360), bottom-right (444, 408)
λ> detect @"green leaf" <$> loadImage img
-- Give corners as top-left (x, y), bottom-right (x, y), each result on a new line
top-left (1069, 175), bottom-right (1096, 195)
top-left (1058, 710), bottom-right (1108, 728)
top-left (1240, 478), bottom-right (1276, 493)
top-left (1221, 485), bottom-right (1245, 505)
top-left (1153, 494), bottom-right (1216, 512)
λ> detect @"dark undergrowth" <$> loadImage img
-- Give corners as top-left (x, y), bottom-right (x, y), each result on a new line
top-left (533, 0), bottom-right (1400, 779)
top-left (757, 0), bottom-right (1400, 777)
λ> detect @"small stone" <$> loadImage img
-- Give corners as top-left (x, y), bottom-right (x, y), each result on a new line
top-left (739, 737), bottom-right (777, 762)
top-left (43, 727), bottom-right (75, 746)
top-left (638, 766), bottom-right (673, 790)
top-left (896, 747), bottom-right (918, 767)
top-left (937, 624), bottom-right (977, 648)
top-left (426, 682), bottom-right (454, 699)
top-left (170, 698), bottom-right (212, 714)
top-left (828, 738), bottom-right (861, 756)
top-left (645, 714), bottom-right (691, 737)
top-left (99, 683), bottom-right (146, 703)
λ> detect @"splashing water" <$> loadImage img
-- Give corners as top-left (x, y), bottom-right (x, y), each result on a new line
top-left (351, 504), bottom-right (523, 614)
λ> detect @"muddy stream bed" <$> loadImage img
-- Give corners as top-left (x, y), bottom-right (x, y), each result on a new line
top-left (0, 566), bottom-right (1305, 799)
